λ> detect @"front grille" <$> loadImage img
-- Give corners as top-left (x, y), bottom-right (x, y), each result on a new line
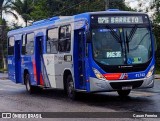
top-left (95, 59), bottom-right (152, 73)
top-left (110, 80), bottom-right (143, 90)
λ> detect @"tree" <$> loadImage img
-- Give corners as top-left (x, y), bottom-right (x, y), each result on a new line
top-left (150, 0), bottom-right (160, 68)
top-left (11, 0), bottom-right (34, 26)
top-left (30, 0), bottom-right (63, 21)
top-left (136, 0), bottom-right (160, 71)
top-left (54, 0), bottom-right (105, 16)
top-left (0, 0), bottom-right (18, 19)
top-left (109, 0), bottom-right (132, 11)
top-left (151, 0), bottom-right (160, 23)
top-left (30, 0), bottom-right (132, 21)
top-left (0, 0), bottom-right (17, 70)
top-left (0, 19), bottom-right (7, 69)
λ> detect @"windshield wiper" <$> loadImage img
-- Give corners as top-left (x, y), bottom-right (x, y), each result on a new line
top-left (106, 24), bottom-right (122, 43)
top-left (106, 24), bottom-right (124, 53)
top-left (126, 31), bottom-right (129, 53)
top-left (128, 25), bottom-right (137, 41)
top-left (126, 25), bottom-right (137, 53)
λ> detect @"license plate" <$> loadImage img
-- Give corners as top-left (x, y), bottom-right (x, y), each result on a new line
top-left (122, 86), bottom-right (132, 90)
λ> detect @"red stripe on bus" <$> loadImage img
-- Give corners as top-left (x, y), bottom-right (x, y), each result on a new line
top-left (40, 73), bottom-right (44, 86)
top-left (32, 60), bottom-right (37, 81)
top-left (103, 73), bottom-right (122, 80)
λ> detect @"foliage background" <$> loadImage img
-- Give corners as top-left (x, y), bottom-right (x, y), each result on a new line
top-left (0, 0), bottom-right (160, 73)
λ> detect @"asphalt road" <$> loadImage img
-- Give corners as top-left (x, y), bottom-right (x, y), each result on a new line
top-left (0, 73), bottom-right (160, 121)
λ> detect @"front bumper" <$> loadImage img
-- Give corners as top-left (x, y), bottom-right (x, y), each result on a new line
top-left (89, 75), bottom-right (154, 92)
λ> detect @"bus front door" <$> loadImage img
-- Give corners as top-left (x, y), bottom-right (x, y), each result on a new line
top-left (14, 40), bottom-right (21, 83)
top-left (74, 29), bottom-right (87, 90)
top-left (35, 36), bottom-right (43, 86)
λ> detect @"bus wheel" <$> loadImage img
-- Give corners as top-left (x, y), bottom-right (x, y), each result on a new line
top-left (25, 73), bottom-right (34, 94)
top-left (66, 75), bottom-right (77, 100)
top-left (117, 90), bottom-right (131, 97)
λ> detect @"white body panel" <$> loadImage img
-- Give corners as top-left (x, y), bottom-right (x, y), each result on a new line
top-left (43, 24), bottom-right (74, 89)
top-left (43, 54), bottom-right (57, 88)
top-left (43, 53), bottom-right (73, 89)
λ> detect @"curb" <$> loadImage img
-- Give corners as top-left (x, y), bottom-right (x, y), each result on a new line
top-left (154, 75), bottom-right (160, 79)
top-left (0, 71), bottom-right (8, 73)
top-left (155, 77), bottom-right (160, 79)
top-left (0, 77), bottom-right (8, 80)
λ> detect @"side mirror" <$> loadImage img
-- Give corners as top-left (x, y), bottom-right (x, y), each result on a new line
top-left (86, 32), bottom-right (91, 43)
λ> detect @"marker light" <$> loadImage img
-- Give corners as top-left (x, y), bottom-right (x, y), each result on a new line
top-left (103, 73), bottom-right (122, 80)
top-left (146, 66), bottom-right (155, 78)
top-left (92, 68), bottom-right (105, 80)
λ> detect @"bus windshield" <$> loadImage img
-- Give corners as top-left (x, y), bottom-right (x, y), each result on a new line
top-left (92, 26), bottom-right (152, 66)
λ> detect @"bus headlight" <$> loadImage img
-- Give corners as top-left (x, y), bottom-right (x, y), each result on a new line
top-left (92, 68), bottom-right (105, 80)
top-left (146, 66), bottom-right (154, 78)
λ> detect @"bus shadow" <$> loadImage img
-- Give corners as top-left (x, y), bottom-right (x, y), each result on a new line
top-left (29, 89), bottom-right (154, 112)
top-left (29, 88), bottom-right (67, 99)
top-left (76, 92), bottom-right (153, 111)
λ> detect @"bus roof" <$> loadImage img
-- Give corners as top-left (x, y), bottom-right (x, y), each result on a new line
top-left (8, 16), bottom-right (73, 36)
top-left (8, 10), bottom-right (148, 37)
top-left (88, 10), bottom-right (148, 15)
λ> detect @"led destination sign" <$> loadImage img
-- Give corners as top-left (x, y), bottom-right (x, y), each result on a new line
top-left (98, 16), bottom-right (143, 24)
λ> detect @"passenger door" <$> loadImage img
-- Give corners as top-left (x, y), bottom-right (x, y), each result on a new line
top-left (8, 37), bottom-right (21, 83)
top-left (43, 28), bottom-right (58, 88)
top-left (8, 37), bottom-right (15, 81)
top-left (35, 36), bottom-right (44, 85)
top-left (14, 40), bottom-right (21, 83)
top-left (54, 25), bottom-right (72, 88)
top-left (74, 29), bottom-right (87, 89)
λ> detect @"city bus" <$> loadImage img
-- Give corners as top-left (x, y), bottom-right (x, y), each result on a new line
top-left (8, 10), bottom-right (156, 99)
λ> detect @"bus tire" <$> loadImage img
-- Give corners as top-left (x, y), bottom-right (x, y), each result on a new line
top-left (117, 90), bottom-right (131, 97)
top-left (66, 75), bottom-right (77, 100)
top-left (25, 73), bottom-right (35, 94)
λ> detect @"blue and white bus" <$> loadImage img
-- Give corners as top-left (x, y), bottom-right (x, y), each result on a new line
top-left (8, 10), bottom-right (156, 99)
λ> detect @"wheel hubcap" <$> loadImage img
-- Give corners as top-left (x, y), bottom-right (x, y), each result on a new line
top-left (26, 76), bottom-right (30, 91)
top-left (68, 81), bottom-right (74, 96)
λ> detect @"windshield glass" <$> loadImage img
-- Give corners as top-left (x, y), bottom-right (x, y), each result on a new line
top-left (92, 27), bottom-right (152, 66)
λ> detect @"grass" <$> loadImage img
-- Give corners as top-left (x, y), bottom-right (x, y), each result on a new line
top-left (155, 68), bottom-right (160, 74)
top-left (0, 68), bottom-right (7, 72)
top-left (155, 62), bottom-right (160, 74)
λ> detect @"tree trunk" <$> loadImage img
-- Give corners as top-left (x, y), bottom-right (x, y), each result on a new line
top-left (0, 10), bottom-right (2, 19)
top-left (25, 20), bottom-right (27, 27)
top-left (0, 42), bottom-right (6, 70)
top-left (3, 58), bottom-right (7, 70)
top-left (105, 0), bottom-right (109, 10)
top-left (1, 30), bottom-right (7, 70)
top-left (2, 46), bottom-right (6, 70)
top-left (0, 24), bottom-right (7, 70)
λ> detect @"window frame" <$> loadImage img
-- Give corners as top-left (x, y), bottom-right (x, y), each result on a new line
top-left (58, 25), bottom-right (71, 53)
top-left (8, 36), bottom-right (15, 47)
top-left (8, 36), bottom-right (15, 55)
top-left (46, 27), bottom-right (59, 54)
top-left (21, 34), bottom-right (26, 55)
top-left (26, 32), bottom-right (35, 55)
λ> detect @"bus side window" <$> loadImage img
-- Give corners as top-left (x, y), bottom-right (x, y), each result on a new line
top-left (22, 35), bottom-right (26, 55)
top-left (8, 37), bottom-right (15, 55)
top-left (66, 26), bottom-right (71, 51)
top-left (59, 25), bottom-right (71, 52)
top-left (47, 28), bottom-right (58, 54)
top-left (26, 33), bottom-right (34, 55)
